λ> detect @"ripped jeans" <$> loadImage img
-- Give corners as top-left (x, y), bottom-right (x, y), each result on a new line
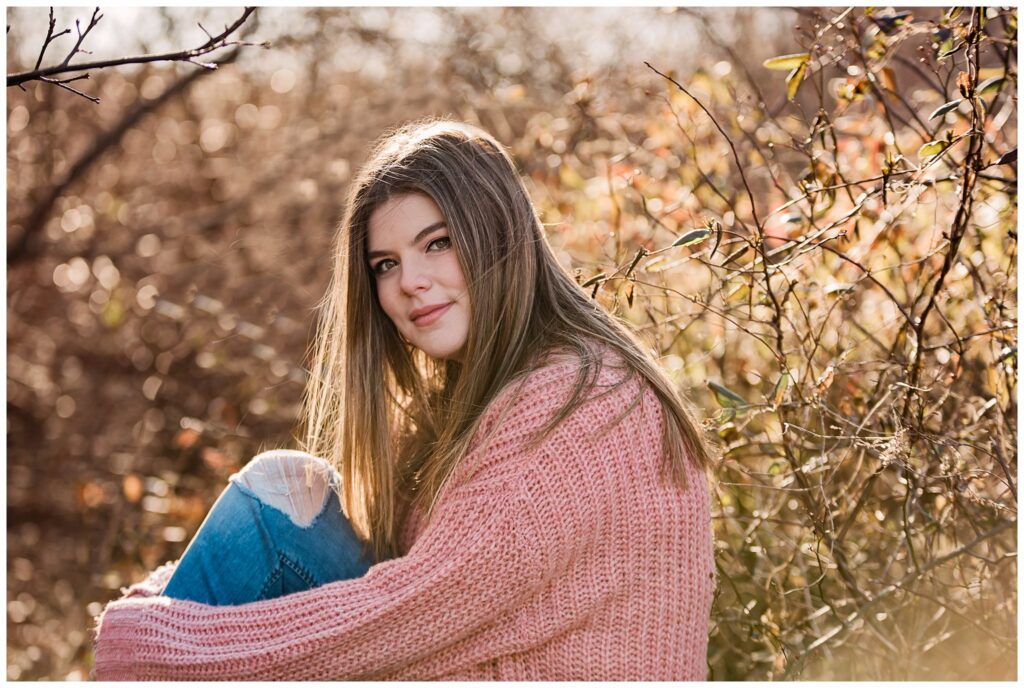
top-left (161, 450), bottom-right (375, 606)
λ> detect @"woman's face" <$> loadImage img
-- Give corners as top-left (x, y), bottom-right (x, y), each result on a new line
top-left (367, 192), bottom-right (470, 361)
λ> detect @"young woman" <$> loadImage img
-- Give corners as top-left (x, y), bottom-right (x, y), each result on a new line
top-left (91, 119), bottom-right (717, 680)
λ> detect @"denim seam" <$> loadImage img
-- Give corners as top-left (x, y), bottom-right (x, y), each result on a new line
top-left (257, 565), bottom-right (283, 601)
top-left (279, 551), bottom-right (319, 589)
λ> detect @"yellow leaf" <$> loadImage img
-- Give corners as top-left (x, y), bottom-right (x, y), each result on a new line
top-left (763, 53), bottom-right (811, 71)
top-left (786, 61), bottom-right (808, 101)
top-left (918, 140), bottom-right (950, 159)
top-left (977, 67), bottom-right (1005, 81)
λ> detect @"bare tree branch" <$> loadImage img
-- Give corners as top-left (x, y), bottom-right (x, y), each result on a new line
top-left (7, 45), bottom-right (242, 265)
top-left (644, 61), bottom-right (765, 235)
top-left (58, 7), bottom-right (103, 68)
top-left (7, 7), bottom-right (258, 93)
top-left (33, 8), bottom-right (71, 71)
top-left (39, 73), bottom-right (99, 103)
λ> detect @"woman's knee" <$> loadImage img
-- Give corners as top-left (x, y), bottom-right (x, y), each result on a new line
top-left (231, 450), bottom-right (338, 527)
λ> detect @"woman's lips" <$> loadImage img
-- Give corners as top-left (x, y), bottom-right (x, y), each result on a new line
top-left (411, 302), bottom-right (452, 327)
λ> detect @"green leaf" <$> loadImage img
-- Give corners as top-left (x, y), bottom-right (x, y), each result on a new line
top-left (709, 381), bottom-right (749, 409)
top-left (770, 372), bottom-right (790, 407)
top-left (918, 140), bottom-right (950, 159)
top-left (928, 98), bottom-right (963, 120)
top-left (763, 53), bottom-right (811, 71)
top-left (937, 39), bottom-right (959, 58)
top-left (977, 76), bottom-right (1005, 95)
top-left (672, 228), bottom-right (710, 248)
top-left (786, 61), bottom-right (808, 101)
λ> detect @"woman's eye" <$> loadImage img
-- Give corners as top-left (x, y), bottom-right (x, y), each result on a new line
top-left (427, 236), bottom-right (451, 251)
top-left (373, 259), bottom-right (397, 275)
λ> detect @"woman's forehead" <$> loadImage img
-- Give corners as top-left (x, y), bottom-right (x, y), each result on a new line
top-left (367, 193), bottom-right (445, 246)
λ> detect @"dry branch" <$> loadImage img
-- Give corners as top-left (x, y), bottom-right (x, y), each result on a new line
top-left (7, 7), bottom-right (259, 101)
top-left (8, 46), bottom-right (242, 265)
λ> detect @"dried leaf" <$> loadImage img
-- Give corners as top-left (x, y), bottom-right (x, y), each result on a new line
top-left (879, 67), bottom-right (897, 92)
top-left (956, 71), bottom-right (971, 98)
top-left (813, 365), bottom-right (836, 396)
top-left (995, 148), bottom-right (1017, 166)
top-left (174, 427), bottom-right (201, 449)
top-left (770, 372), bottom-right (790, 406)
top-left (122, 474), bottom-right (144, 503)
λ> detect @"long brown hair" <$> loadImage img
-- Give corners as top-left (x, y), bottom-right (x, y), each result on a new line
top-left (299, 118), bottom-right (715, 562)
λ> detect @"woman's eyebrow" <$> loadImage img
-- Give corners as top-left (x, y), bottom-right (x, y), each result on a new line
top-left (367, 220), bottom-right (447, 259)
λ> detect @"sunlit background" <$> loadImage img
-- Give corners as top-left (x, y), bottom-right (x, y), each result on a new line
top-left (7, 6), bottom-right (1017, 681)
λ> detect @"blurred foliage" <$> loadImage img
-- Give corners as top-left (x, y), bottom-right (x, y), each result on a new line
top-left (6, 6), bottom-right (1017, 681)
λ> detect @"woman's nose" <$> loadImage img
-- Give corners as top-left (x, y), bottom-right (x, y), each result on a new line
top-left (399, 262), bottom-right (431, 295)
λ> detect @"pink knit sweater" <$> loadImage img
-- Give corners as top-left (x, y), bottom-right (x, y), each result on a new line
top-left (92, 355), bottom-right (716, 680)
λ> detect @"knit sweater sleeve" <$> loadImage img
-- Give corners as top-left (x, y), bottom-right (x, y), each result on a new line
top-left (91, 365), bottom-right (581, 681)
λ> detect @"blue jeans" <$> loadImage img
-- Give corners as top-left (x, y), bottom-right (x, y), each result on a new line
top-left (161, 450), bottom-right (375, 605)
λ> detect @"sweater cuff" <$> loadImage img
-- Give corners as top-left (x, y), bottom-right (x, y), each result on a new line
top-left (92, 603), bottom-right (144, 680)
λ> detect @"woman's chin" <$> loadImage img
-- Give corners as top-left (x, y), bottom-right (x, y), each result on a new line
top-left (412, 337), bottom-right (466, 362)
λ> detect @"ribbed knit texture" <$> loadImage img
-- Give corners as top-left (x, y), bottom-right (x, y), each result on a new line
top-left (91, 352), bottom-right (716, 680)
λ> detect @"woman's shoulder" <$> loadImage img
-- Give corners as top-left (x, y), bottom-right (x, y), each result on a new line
top-left (480, 343), bottom-right (648, 438)
top-left (452, 343), bottom-right (659, 489)
top-left (531, 342), bottom-right (639, 392)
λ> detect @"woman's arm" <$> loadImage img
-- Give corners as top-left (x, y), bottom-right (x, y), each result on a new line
top-left (92, 360), bottom-right (594, 680)
top-left (92, 470), bottom-right (551, 680)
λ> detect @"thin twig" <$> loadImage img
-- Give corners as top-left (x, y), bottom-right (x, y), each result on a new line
top-left (8, 7), bottom-right (256, 86)
top-left (33, 8), bottom-right (70, 71)
top-left (644, 61), bottom-right (764, 234)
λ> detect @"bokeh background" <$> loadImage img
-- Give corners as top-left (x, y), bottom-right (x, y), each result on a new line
top-left (6, 6), bottom-right (1017, 681)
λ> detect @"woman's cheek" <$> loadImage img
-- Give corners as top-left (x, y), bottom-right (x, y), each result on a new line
top-left (378, 286), bottom-right (402, 330)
